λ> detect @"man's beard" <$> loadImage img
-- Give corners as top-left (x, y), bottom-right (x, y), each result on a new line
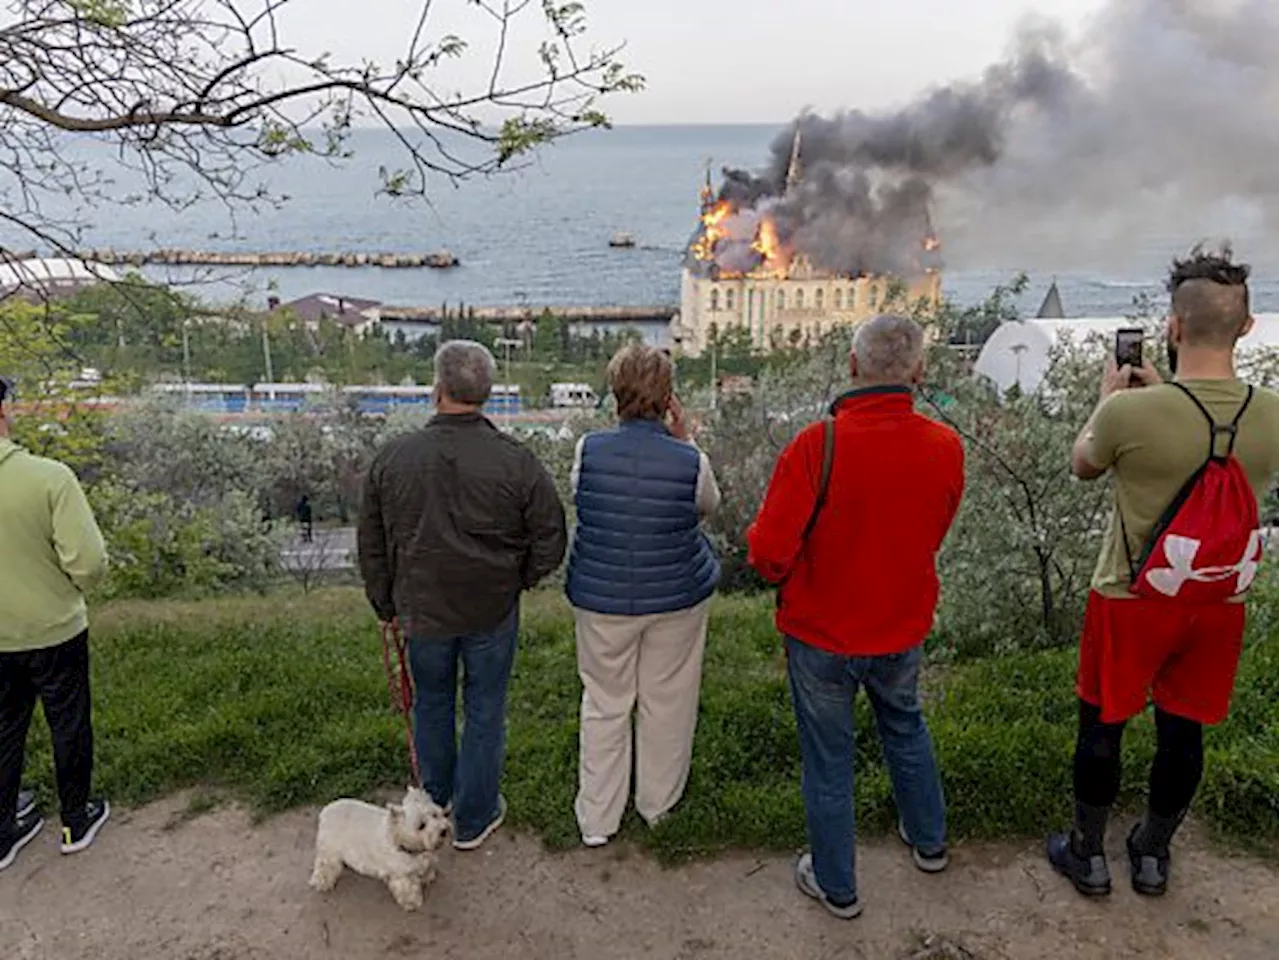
top-left (1166, 337), bottom-right (1179, 376)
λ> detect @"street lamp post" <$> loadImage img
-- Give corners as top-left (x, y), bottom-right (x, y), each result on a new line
top-left (493, 337), bottom-right (522, 424)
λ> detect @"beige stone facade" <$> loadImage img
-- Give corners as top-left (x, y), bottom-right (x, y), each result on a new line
top-left (673, 261), bottom-right (941, 357)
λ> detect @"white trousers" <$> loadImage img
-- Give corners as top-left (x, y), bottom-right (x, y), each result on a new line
top-left (573, 598), bottom-right (711, 838)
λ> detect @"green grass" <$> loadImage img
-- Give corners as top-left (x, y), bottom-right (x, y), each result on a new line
top-left (21, 583), bottom-right (1278, 862)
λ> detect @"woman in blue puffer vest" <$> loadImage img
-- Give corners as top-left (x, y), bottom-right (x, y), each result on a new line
top-left (565, 343), bottom-right (721, 846)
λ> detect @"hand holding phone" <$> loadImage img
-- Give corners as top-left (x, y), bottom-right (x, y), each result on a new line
top-left (1115, 328), bottom-right (1143, 374)
top-left (1102, 328), bottom-right (1161, 399)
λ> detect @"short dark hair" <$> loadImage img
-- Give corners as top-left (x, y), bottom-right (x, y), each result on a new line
top-left (1167, 243), bottom-right (1251, 292)
top-left (1167, 243), bottom-right (1251, 348)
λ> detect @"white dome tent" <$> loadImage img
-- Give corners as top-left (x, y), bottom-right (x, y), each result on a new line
top-left (0, 256), bottom-right (119, 301)
top-left (975, 314), bottom-right (1280, 395)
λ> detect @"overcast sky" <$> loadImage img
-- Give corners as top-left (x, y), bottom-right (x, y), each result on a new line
top-left (277, 0), bottom-right (1110, 124)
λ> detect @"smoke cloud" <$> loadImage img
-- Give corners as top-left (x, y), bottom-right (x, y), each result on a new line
top-left (712, 0), bottom-right (1278, 277)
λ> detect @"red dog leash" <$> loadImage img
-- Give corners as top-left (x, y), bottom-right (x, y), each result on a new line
top-left (380, 620), bottom-right (422, 786)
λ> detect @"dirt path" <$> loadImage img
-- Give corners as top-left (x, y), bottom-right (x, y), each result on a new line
top-left (2, 796), bottom-right (1274, 960)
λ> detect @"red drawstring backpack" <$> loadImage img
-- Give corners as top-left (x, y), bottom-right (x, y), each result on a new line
top-left (1124, 384), bottom-right (1263, 603)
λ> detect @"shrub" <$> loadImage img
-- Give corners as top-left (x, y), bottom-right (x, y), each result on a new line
top-left (90, 480), bottom-right (280, 599)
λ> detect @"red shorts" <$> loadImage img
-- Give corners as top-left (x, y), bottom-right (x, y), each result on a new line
top-left (1077, 591), bottom-right (1246, 726)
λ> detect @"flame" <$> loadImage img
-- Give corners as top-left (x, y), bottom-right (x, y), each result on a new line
top-left (919, 234), bottom-right (942, 274)
top-left (691, 199), bottom-right (732, 261)
top-left (750, 215), bottom-right (791, 278)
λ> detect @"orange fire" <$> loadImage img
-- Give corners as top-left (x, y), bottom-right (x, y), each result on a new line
top-left (691, 199), bottom-right (733, 261)
top-left (750, 215), bottom-right (791, 278)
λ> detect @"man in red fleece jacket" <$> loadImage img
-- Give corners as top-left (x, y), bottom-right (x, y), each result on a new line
top-left (748, 314), bottom-right (965, 920)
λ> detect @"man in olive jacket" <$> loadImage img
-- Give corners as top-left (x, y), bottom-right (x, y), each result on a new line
top-left (358, 340), bottom-right (566, 851)
top-left (0, 378), bottom-right (111, 871)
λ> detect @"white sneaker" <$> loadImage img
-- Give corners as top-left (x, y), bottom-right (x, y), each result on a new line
top-left (582, 834), bottom-right (610, 848)
top-left (794, 853), bottom-right (863, 920)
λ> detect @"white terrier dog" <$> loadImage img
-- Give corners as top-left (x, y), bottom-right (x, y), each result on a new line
top-left (309, 786), bottom-right (451, 911)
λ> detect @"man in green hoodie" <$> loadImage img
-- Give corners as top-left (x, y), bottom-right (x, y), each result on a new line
top-left (0, 378), bottom-right (111, 871)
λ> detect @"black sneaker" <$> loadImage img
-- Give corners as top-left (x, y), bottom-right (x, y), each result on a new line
top-left (1126, 823), bottom-right (1170, 897)
top-left (61, 799), bottom-right (110, 854)
top-left (0, 812), bottom-right (44, 871)
top-left (17, 787), bottom-right (36, 820)
top-left (1046, 832), bottom-right (1111, 897)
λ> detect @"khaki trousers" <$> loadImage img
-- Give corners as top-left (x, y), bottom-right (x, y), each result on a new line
top-left (573, 598), bottom-right (711, 838)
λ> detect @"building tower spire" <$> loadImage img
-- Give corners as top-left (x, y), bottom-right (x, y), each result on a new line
top-left (785, 127), bottom-right (802, 189)
top-left (700, 158), bottom-right (714, 210)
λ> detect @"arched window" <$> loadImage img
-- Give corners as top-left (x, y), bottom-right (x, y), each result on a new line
top-left (815, 288), bottom-right (825, 310)
top-left (710, 289), bottom-right (719, 312)
top-left (833, 288), bottom-right (843, 310)
top-left (725, 288), bottom-right (735, 312)
top-left (777, 289), bottom-right (786, 310)
top-left (795, 289), bottom-right (805, 309)
top-left (849, 287), bottom-right (857, 310)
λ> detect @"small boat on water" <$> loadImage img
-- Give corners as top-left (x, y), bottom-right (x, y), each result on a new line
top-left (608, 232), bottom-right (636, 249)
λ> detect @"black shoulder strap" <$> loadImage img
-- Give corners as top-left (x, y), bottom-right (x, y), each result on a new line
top-left (800, 417), bottom-right (836, 542)
top-left (777, 418), bottom-right (836, 604)
top-left (1168, 381), bottom-right (1254, 460)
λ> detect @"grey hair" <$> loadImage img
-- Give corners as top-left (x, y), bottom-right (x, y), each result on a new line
top-left (851, 314), bottom-right (925, 383)
top-left (434, 340), bottom-right (496, 406)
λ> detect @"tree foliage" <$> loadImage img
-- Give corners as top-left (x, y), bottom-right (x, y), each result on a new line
top-left (1, 0), bottom-right (643, 255)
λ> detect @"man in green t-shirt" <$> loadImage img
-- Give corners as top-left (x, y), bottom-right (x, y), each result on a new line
top-left (1047, 247), bottom-right (1279, 899)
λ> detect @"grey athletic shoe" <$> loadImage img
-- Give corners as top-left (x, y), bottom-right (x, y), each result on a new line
top-left (794, 853), bottom-right (863, 920)
top-left (1046, 832), bottom-right (1112, 897)
top-left (453, 796), bottom-right (506, 852)
top-left (897, 818), bottom-right (950, 873)
top-left (17, 788), bottom-right (36, 820)
top-left (1126, 823), bottom-right (1171, 896)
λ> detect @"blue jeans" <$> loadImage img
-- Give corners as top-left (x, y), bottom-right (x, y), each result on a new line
top-left (786, 636), bottom-right (946, 903)
top-left (408, 607), bottom-right (518, 841)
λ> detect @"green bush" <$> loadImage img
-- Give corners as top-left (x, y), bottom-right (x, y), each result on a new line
top-left (89, 481), bottom-right (279, 599)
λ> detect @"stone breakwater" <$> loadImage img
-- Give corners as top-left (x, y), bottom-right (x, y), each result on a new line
top-left (61, 248), bottom-right (461, 269)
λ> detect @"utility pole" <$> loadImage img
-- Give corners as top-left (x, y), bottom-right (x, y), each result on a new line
top-left (182, 318), bottom-right (192, 404)
top-left (261, 314), bottom-right (275, 385)
top-left (494, 337), bottom-right (522, 424)
top-left (708, 329), bottom-right (718, 411)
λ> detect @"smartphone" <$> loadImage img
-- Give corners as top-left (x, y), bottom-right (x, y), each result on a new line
top-left (1115, 328), bottom-right (1143, 370)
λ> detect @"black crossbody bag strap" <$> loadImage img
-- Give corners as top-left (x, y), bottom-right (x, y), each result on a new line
top-left (777, 418), bottom-right (835, 604)
top-left (801, 417), bottom-right (836, 541)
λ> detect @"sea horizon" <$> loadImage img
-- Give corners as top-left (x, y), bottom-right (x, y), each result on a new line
top-left (2, 125), bottom-right (1274, 317)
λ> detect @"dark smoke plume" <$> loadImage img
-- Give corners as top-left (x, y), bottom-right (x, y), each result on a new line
top-left (711, 0), bottom-right (1278, 277)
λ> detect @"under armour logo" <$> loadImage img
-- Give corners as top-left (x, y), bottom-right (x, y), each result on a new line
top-left (1145, 531), bottom-right (1263, 597)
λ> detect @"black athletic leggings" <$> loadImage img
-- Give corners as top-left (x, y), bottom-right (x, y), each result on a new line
top-left (1073, 699), bottom-right (1203, 816)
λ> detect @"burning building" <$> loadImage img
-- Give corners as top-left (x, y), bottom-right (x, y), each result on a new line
top-left (672, 129), bottom-right (942, 357)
